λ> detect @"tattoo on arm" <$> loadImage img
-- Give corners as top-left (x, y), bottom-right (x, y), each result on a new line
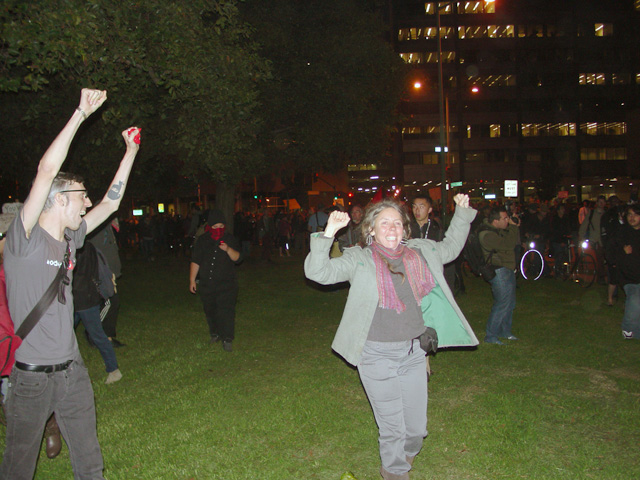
top-left (107, 181), bottom-right (124, 200)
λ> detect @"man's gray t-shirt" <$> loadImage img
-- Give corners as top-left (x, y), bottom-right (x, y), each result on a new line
top-left (4, 215), bottom-right (86, 364)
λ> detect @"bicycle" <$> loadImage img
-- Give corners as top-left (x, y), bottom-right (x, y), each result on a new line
top-left (557, 239), bottom-right (597, 288)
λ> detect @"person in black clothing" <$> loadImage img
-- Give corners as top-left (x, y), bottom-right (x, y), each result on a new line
top-left (409, 194), bottom-right (464, 295)
top-left (550, 204), bottom-right (572, 278)
top-left (601, 196), bottom-right (623, 305)
top-left (189, 209), bottom-right (242, 352)
top-left (73, 242), bottom-right (122, 383)
top-left (410, 195), bottom-right (442, 241)
top-left (609, 204), bottom-right (640, 339)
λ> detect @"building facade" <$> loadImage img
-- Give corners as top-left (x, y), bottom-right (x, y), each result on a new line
top-left (391, 0), bottom-right (640, 203)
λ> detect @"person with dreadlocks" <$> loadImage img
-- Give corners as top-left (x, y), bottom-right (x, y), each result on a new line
top-left (304, 194), bottom-right (478, 480)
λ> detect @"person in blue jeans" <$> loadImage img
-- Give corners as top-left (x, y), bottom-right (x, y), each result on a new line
top-left (73, 241), bottom-right (122, 384)
top-left (609, 203), bottom-right (640, 339)
top-left (479, 206), bottom-right (520, 344)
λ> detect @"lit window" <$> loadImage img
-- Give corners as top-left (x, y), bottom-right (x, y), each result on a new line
top-left (579, 73), bottom-right (606, 85)
top-left (399, 53), bottom-right (424, 64)
top-left (459, 26), bottom-right (488, 39)
top-left (468, 75), bottom-right (517, 87)
top-left (425, 27), bottom-right (437, 38)
top-left (581, 148), bottom-right (627, 161)
top-left (636, 0), bottom-right (640, 12)
top-left (594, 23), bottom-right (613, 37)
top-left (580, 122), bottom-right (627, 136)
top-left (457, 1), bottom-right (495, 14)
top-left (440, 27), bottom-right (455, 38)
top-left (423, 51), bottom-right (456, 63)
top-left (438, 2), bottom-right (453, 14)
top-left (490, 125), bottom-right (501, 138)
top-left (521, 124), bottom-right (538, 137)
top-left (487, 25), bottom-right (514, 38)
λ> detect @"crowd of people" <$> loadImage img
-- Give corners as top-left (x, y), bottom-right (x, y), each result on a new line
top-left (0, 89), bottom-right (638, 480)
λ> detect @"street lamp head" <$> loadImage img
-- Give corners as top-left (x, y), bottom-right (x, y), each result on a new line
top-left (471, 85), bottom-right (480, 93)
top-left (413, 81), bottom-right (422, 90)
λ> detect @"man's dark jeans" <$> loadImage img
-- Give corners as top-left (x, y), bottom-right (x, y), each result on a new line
top-left (0, 356), bottom-right (104, 480)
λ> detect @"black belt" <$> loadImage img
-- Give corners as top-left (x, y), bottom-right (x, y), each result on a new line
top-left (15, 359), bottom-right (73, 373)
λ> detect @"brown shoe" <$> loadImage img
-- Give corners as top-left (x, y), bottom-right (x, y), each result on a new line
top-left (44, 414), bottom-right (62, 459)
top-left (380, 467), bottom-right (409, 480)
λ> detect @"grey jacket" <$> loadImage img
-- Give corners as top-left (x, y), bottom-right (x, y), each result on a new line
top-left (304, 205), bottom-right (478, 366)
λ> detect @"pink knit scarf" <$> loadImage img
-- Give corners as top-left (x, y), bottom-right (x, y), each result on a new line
top-left (370, 242), bottom-right (435, 313)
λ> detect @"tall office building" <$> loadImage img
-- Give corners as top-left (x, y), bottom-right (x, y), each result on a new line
top-left (391, 0), bottom-right (640, 202)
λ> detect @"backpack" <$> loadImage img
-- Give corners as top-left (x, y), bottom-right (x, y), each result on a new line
top-left (462, 226), bottom-right (497, 282)
top-left (94, 247), bottom-right (115, 300)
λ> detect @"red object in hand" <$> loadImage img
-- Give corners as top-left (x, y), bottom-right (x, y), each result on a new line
top-left (128, 127), bottom-right (141, 144)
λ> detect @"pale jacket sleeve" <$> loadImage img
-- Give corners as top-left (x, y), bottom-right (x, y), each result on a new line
top-left (421, 205), bottom-right (476, 265)
top-left (304, 233), bottom-right (361, 285)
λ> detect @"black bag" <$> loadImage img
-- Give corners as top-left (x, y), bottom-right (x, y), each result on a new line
top-left (463, 227), bottom-right (497, 282)
top-left (418, 327), bottom-right (439, 355)
top-left (94, 247), bottom-right (115, 300)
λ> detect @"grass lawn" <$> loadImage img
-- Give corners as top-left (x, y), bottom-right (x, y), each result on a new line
top-left (3, 250), bottom-right (639, 479)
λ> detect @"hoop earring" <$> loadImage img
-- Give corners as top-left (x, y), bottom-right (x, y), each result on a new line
top-left (366, 234), bottom-right (373, 246)
top-left (400, 238), bottom-right (408, 246)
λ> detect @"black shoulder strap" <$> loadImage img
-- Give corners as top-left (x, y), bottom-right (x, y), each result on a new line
top-left (15, 235), bottom-right (71, 340)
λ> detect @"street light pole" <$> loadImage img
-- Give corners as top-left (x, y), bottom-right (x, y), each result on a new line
top-left (436, 3), bottom-right (447, 226)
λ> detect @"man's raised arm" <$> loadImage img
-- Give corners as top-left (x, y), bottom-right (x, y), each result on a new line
top-left (84, 127), bottom-right (141, 234)
top-left (21, 89), bottom-right (107, 237)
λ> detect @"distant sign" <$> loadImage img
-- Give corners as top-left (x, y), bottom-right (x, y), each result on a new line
top-left (451, 181), bottom-right (462, 188)
top-left (558, 190), bottom-right (569, 199)
top-left (504, 180), bottom-right (518, 198)
top-left (484, 194), bottom-right (496, 199)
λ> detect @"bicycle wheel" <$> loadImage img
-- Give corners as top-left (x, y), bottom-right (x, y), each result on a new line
top-left (575, 253), bottom-right (596, 288)
top-left (520, 249), bottom-right (544, 280)
top-left (558, 259), bottom-right (572, 281)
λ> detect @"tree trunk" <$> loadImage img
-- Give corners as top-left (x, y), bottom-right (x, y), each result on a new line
top-left (215, 181), bottom-right (237, 234)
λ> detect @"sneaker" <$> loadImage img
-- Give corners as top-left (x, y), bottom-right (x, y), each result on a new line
top-left (105, 369), bottom-right (123, 384)
top-left (506, 335), bottom-right (519, 341)
top-left (485, 338), bottom-right (504, 345)
top-left (222, 340), bottom-right (233, 352)
top-left (209, 334), bottom-right (220, 344)
top-left (622, 330), bottom-right (635, 340)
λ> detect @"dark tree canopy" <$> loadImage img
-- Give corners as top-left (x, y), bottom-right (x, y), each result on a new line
top-left (1, 0), bottom-right (270, 202)
top-left (1, 0), bottom-right (405, 208)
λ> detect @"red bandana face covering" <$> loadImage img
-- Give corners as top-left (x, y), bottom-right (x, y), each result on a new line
top-left (205, 225), bottom-right (225, 241)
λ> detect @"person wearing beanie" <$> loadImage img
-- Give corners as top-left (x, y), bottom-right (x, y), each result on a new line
top-left (189, 209), bottom-right (242, 352)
